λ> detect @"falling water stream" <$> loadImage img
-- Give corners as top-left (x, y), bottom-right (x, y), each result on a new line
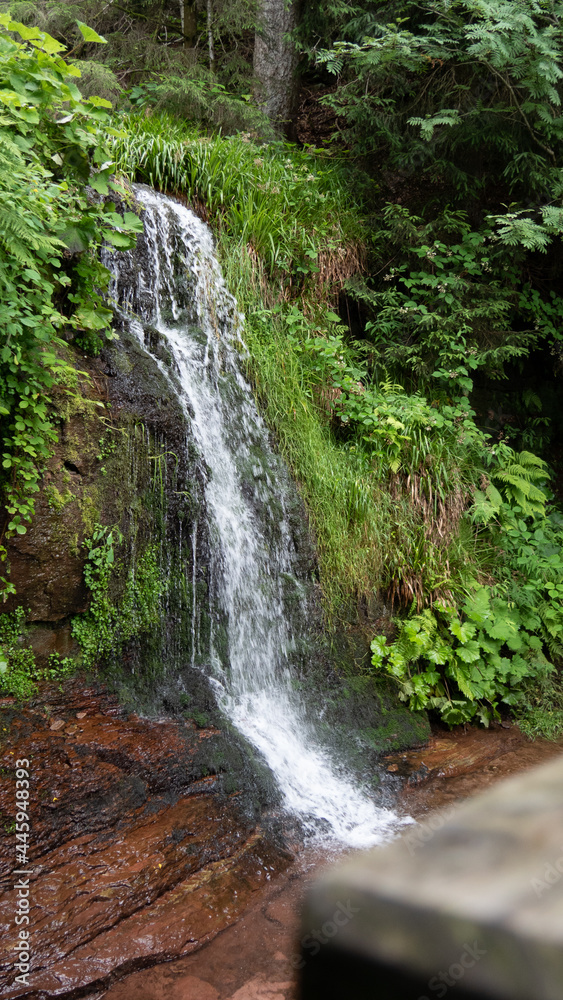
top-left (108, 186), bottom-right (408, 849)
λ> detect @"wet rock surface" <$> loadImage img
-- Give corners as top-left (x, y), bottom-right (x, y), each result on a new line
top-left (389, 721), bottom-right (563, 815)
top-left (103, 847), bottom-right (328, 1000)
top-left (1, 687), bottom-right (561, 1000)
top-left (0, 681), bottom-right (291, 999)
top-left (100, 724), bottom-right (563, 1000)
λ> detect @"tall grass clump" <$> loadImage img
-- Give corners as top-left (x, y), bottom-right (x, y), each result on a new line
top-left (111, 112), bottom-right (363, 298)
top-left (220, 240), bottom-right (392, 613)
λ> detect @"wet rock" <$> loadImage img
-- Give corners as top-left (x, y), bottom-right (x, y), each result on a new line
top-left (99, 727), bottom-right (563, 1000)
top-left (0, 680), bottom-right (291, 999)
top-left (392, 723), bottom-right (563, 815)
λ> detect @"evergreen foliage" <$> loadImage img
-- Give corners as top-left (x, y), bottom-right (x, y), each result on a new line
top-left (1, 0), bottom-right (268, 133)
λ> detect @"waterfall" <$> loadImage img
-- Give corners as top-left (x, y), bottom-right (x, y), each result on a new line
top-left (107, 185), bottom-right (409, 849)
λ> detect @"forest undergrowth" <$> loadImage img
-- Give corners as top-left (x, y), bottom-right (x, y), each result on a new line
top-left (1, 1), bottom-right (563, 737)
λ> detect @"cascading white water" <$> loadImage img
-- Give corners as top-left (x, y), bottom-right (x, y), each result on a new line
top-left (108, 185), bottom-right (409, 848)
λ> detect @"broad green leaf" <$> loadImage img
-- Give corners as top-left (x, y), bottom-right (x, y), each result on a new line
top-left (121, 211), bottom-right (144, 232)
top-left (448, 619), bottom-right (476, 642)
top-left (86, 95), bottom-right (113, 108)
top-left (455, 640), bottom-right (481, 663)
top-left (464, 587), bottom-right (491, 624)
top-left (76, 20), bottom-right (107, 44)
top-left (101, 228), bottom-right (134, 248)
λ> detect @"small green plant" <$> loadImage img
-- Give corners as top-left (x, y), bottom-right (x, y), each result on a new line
top-left (0, 607), bottom-right (36, 700)
top-left (71, 528), bottom-right (165, 668)
top-left (516, 683), bottom-right (563, 742)
top-left (192, 710), bottom-right (210, 729)
top-left (346, 203), bottom-right (563, 401)
top-left (43, 653), bottom-right (76, 682)
top-left (0, 610), bottom-right (79, 699)
top-left (71, 524), bottom-right (123, 666)
top-left (45, 486), bottom-right (77, 513)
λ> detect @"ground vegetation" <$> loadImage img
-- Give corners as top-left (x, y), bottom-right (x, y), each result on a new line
top-left (1, 2), bottom-right (562, 737)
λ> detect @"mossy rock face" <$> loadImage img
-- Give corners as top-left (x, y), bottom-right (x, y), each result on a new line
top-left (108, 662), bottom-right (284, 833)
top-left (3, 353), bottom-right (117, 627)
top-left (294, 620), bottom-right (430, 782)
top-left (322, 673), bottom-right (430, 755)
top-left (2, 328), bottom-right (209, 667)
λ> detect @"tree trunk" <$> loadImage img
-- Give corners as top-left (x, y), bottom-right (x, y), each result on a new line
top-left (180, 0), bottom-right (197, 47)
top-left (254, 0), bottom-right (299, 135)
top-left (207, 0), bottom-right (215, 70)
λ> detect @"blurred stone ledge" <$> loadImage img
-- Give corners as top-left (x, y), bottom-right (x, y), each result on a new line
top-left (300, 754), bottom-right (563, 1000)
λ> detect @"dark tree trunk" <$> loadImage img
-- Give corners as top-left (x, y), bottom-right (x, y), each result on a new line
top-left (254, 0), bottom-right (300, 136)
top-left (181, 0), bottom-right (197, 47)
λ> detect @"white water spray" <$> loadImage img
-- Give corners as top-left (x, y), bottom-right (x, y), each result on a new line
top-left (108, 186), bottom-right (409, 848)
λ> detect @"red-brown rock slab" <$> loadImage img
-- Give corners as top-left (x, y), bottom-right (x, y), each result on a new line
top-left (102, 725), bottom-right (563, 1000)
top-left (102, 848), bottom-right (330, 1000)
top-left (3, 678), bottom-right (562, 1000)
top-left (391, 721), bottom-right (563, 815)
top-left (0, 681), bottom-right (291, 999)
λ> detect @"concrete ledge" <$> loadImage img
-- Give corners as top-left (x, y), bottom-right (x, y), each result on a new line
top-left (300, 755), bottom-right (563, 1000)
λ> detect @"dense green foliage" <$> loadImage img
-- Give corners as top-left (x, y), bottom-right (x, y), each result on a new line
top-left (1, 1), bottom-right (563, 737)
top-left (294, 0), bottom-right (563, 731)
top-left (0, 15), bottom-right (141, 593)
top-left (312, 0), bottom-right (563, 202)
top-left (1, 0), bottom-right (270, 133)
top-left (0, 15), bottom-right (143, 688)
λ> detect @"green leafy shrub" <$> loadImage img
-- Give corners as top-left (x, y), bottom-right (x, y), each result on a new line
top-left (371, 491), bottom-right (563, 726)
top-left (371, 587), bottom-right (554, 726)
top-left (486, 507), bottom-right (563, 658)
top-left (0, 15), bottom-right (142, 596)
